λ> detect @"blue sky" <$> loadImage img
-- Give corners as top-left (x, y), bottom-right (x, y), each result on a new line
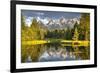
top-left (21, 10), bottom-right (81, 19)
top-left (21, 10), bottom-right (81, 27)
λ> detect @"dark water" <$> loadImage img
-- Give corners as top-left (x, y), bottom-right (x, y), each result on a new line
top-left (21, 43), bottom-right (90, 63)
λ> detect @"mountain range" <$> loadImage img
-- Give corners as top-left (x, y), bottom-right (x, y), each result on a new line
top-left (26, 16), bottom-right (80, 30)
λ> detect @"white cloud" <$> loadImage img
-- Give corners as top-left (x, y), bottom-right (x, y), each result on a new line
top-left (25, 16), bottom-right (49, 27)
top-left (25, 17), bottom-right (33, 27)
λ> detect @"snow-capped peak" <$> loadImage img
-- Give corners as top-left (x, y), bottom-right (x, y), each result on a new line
top-left (25, 16), bottom-right (80, 29)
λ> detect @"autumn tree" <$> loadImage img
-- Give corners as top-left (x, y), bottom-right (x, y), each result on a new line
top-left (79, 13), bottom-right (90, 40)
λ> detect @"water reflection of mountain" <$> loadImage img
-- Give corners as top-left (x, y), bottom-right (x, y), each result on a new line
top-left (39, 48), bottom-right (77, 62)
top-left (22, 44), bottom-right (89, 63)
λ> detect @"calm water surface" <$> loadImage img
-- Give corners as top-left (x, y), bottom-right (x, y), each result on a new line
top-left (21, 43), bottom-right (90, 63)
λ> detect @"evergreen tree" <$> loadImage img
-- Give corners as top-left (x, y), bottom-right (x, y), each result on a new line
top-left (65, 27), bottom-right (72, 40)
top-left (72, 27), bottom-right (79, 40)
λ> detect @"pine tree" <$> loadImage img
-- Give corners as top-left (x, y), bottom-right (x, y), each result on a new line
top-left (72, 27), bottom-right (79, 41)
top-left (72, 27), bottom-right (79, 59)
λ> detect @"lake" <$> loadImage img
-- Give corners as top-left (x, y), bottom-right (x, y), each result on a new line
top-left (21, 43), bottom-right (90, 63)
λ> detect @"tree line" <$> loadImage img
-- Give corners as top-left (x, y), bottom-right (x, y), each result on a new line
top-left (21, 13), bottom-right (90, 41)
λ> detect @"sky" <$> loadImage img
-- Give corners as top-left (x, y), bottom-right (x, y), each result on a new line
top-left (21, 10), bottom-right (81, 27)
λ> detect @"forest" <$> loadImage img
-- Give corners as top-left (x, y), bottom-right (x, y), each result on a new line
top-left (21, 13), bottom-right (90, 41)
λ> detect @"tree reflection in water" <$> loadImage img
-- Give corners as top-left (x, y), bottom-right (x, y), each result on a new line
top-left (21, 44), bottom-right (90, 63)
